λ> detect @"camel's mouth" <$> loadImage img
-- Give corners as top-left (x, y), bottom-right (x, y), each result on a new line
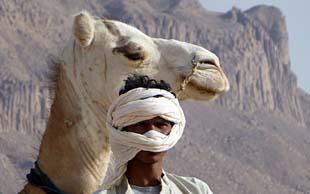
top-left (177, 59), bottom-right (229, 97)
top-left (179, 74), bottom-right (220, 94)
top-left (176, 76), bottom-right (219, 101)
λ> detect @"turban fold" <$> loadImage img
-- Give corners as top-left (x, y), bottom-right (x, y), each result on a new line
top-left (101, 87), bottom-right (185, 189)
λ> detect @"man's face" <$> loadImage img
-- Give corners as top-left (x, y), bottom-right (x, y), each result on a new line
top-left (124, 116), bottom-right (173, 163)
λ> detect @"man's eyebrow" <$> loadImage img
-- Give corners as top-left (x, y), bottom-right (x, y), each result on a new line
top-left (157, 118), bottom-right (170, 123)
top-left (139, 94), bottom-right (165, 100)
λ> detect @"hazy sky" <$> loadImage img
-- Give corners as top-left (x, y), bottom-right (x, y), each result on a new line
top-left (199, 0), bottom-right (310, 93)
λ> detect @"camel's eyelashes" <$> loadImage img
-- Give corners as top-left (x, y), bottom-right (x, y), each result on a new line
top-left (125, 53), bottom-right (144, 61)
top-left (113, 42), bottom-right (145, 61)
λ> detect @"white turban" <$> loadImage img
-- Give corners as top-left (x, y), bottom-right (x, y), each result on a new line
top-left (101, 87), bottom-right (185, 189)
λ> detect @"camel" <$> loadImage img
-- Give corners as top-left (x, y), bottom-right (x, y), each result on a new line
top-left (19, 11), bottom-right (229, 194)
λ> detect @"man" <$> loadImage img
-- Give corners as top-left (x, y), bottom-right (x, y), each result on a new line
top-left (95, 74), bottom-right (213, 194)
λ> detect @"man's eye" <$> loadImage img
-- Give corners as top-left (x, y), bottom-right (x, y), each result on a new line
top-left (156, 122), bottom-right (169, 127)
top-left (132, 121), bottom-right (146, 128)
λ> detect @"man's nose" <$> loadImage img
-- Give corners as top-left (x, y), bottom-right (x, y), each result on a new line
top-left (146, 123), bottom-right (159, 132)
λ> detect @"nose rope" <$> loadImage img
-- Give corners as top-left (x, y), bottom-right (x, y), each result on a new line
top-left (176, 60), bottom-right (199, 97)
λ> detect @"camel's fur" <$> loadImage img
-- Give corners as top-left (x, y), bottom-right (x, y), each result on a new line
top-left (19, 11), bottom-right (229, 194)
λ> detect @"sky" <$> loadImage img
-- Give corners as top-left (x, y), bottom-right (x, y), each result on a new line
top-left (199, 0), bottom-right (310, 93)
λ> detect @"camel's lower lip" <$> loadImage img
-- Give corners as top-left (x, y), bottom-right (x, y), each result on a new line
top-left (188, 82), bottom-right (218, 95)
top-left (179, 75), bottom-right (218, 94)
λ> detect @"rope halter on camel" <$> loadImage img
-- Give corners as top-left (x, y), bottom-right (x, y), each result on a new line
top-left (176, 59), bottom-right (200, 97)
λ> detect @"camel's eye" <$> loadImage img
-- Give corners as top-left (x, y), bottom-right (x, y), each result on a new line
top-left (113, 41), bottom-right (145, 61)
top-left (125, 53), bottom-right (144, 61)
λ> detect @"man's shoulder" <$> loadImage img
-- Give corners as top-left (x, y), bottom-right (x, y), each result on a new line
top-left (165, 172), bottom-right (214, 194)
top-left (93, 190), bottom-right (109, 194)
top-left (93, 187), bottom-right (117, 194)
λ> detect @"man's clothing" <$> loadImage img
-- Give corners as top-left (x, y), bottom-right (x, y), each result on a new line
top-left (131, 184), bottom-right (161, 194)
top-left (94, 172), bottom-right (213, 194)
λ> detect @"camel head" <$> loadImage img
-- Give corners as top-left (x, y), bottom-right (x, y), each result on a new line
top-left (61, 11), bottom-right (229, 109)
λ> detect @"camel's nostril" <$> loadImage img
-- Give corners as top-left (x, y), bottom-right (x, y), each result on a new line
top-left (194, 60), bottom-right (219, 71)
top-left (199, 60), bottom-right (217, 67)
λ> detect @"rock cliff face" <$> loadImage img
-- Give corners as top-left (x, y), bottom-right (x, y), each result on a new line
top-left (298, 89), bottom-right (310, 127)
top-left (0, 0), bottom-right (309, 194)
top-left (0, 79), bottom-right (49, 135)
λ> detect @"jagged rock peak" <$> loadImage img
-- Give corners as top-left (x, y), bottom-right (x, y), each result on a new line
top-left (246, 5), bottom-right (285, 29)
top-left (145, 0), bottom-right (203, 12)
top-left (246, 5), bottom-right (283, 17)
top-left (246, 5), bottom-right (287, 45)
top-left (222, 6), bottom-right (243, 21)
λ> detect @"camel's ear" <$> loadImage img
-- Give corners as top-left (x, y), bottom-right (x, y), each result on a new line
top-left (73, 11), bottom-right (95, 47)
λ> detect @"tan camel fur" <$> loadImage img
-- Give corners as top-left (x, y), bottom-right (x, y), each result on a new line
top-left (19, 11), bottom-right (229, 194)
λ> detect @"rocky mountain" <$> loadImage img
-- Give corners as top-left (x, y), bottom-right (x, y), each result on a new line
top-left (0, 0), bottom-right (309, 194)
top-left (0, 80), bottom-right (50, 135)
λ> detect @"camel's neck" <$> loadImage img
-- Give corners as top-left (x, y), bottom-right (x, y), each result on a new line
top-left (33, 68), bottom-right (110, 194)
